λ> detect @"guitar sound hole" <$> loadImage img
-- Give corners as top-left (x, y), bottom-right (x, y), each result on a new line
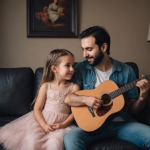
top-left (101, 94), bottom-right (111, 105)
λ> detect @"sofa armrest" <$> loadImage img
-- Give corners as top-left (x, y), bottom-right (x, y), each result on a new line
top-left (0, 68), bottom-right (34, 117)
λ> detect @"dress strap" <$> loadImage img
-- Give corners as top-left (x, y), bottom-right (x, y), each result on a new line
top-left (47, 82), bottom-right (51, 90)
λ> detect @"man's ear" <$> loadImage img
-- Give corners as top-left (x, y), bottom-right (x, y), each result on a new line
top-left (51, 65), bottom-right (56, 73)
top-left (101, 43), bottom-right (108, 52)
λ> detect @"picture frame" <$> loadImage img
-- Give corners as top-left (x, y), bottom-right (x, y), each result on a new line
top-left (27, 0), bottom-right (78, 38)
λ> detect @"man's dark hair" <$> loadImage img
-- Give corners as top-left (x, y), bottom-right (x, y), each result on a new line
top-left (79, 26), bottom-right (111, 55)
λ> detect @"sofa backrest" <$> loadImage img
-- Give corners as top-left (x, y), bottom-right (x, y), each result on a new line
top-left (33, 62), bottom-right (139, 99)
top-left (0, 68), bottom-right (34, 117)
top-left (33, 68), bottom-right (43, 101)
top-left (125, 62), bottom-right (139, 79)
top-left (0, 62), bottom-right (140, 118)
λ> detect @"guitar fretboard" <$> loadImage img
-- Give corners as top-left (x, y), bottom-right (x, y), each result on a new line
top-left (109, 74), bottom-right (150, 99)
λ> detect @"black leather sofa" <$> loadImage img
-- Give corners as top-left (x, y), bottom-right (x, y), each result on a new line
top-left (0, 62), bottom-right (149, 150)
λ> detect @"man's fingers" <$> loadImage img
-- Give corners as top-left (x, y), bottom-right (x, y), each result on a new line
top-left (95, 99), bottom-right (103, 105)
top-left (137, 82), bottom-right (144, 90)
top-left (140, 75), bottom-right (150, 88)
top-left (93, 105), bottom-right (99, 110)
top-left (141, 75), bottom-right (145, 79)
top-left (94, 102), bottom-right (101, 108)
top-left (92, 100), bottom-right (104, 109)
top-left (137, 79), bottom-right (150, 90)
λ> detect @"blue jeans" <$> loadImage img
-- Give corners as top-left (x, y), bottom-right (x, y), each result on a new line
top-left (64, 121), bottom-right (150, 150)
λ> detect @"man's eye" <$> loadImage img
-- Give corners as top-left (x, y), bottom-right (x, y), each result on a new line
top-left (66, 65), bottom-right (69, 67)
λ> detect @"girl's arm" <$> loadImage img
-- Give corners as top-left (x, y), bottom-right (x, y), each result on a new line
top-left (52, 113), bottom-right (74, 130)
top-left (52, 83), bottom-right (80, 130)
top-left (33, 83), bottom-right (54, 133)
top-left (61, 113), bottom-right (74, 128)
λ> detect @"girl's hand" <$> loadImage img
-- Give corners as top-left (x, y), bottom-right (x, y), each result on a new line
top-left (43, 124), bottom-right (55, 133)
top-left (51, 123), bottom-right (64, 130)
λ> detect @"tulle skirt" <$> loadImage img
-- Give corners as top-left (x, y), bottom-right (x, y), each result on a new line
top-left (0, 109), bottom-right (75, 150)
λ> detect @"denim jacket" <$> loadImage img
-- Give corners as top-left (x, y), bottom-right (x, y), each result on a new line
top-left (72, 57), bottom-right (139, 121)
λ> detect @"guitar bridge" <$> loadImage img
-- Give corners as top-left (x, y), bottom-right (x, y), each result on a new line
top-left (88, 106), bottom-right (95, 117)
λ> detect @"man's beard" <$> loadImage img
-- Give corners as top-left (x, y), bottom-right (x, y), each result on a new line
top-left (87, 51), bottom-right (104, 66)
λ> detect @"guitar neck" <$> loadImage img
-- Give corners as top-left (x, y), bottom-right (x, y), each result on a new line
top-left (110, 74), bottom-right (150, 99)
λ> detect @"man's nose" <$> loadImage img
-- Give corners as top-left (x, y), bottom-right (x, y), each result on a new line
top-left (83, 50), bottom-right (88, 58)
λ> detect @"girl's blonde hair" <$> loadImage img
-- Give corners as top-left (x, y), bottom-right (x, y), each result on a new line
top-left (31, 49), bottom-right (74, 107)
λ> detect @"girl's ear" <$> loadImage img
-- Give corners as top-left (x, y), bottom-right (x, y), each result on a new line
top-left (51, 65), bottom-right (56, 73)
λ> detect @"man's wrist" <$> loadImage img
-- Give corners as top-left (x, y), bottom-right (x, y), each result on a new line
top-left (138, 96), bottom-right (146, 102)
top-left (81, 96), bottom-right (87, 105)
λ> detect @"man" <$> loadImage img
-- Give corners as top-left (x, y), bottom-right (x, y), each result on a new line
top-left (64, 26), bottom-right (150, 150)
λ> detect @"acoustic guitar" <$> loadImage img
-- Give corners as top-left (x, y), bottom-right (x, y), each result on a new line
top-left (71, 75), bottom-right (150, 135)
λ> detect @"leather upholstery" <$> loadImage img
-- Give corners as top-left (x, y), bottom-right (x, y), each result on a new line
top-left (33, 68), bottom-right (43, 100)
top-left (0, 62), bottom-right (147, 150)
top-left (125, 62), bottom-right (139, 79)
top-left (0, 117), bottom-right (18, 127)
top-left (136, 88), bottom-right (150, 126)
top-left (87, 138), bottom-right (143, 150)
top-left (0, 68), bottom-right (34, 117)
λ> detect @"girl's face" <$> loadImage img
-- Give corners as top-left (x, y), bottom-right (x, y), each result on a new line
top-left (55, 55), bottom-right (74, 81)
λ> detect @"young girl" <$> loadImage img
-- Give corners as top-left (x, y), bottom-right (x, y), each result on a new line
top-left (0, 49), bottom-right (80, 150)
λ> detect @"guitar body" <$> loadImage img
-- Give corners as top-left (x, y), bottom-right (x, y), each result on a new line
top-left (71, 80), bottom-right (126, 135)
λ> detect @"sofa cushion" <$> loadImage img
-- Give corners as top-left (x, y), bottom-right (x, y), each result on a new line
top-left (0, 139), bottom-right (143, 150)
top-left (0, 116), bottom-right (18, 127)
top-left (0, 144), bottom-right (4, 150)
top-left (0, 68), bottom-right (34, 117)
top-left (87, 138), bottom-right (143, 150)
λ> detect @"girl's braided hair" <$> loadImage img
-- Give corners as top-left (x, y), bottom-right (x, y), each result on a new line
top-left (31, 49), bottom-right (74, 108)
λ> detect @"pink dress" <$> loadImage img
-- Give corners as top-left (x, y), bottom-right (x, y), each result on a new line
top-left (0, 82), bottom-right (75, 150)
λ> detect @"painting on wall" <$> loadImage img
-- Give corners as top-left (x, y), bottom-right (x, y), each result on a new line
top-left (27, 0), bottom-right (78, 38)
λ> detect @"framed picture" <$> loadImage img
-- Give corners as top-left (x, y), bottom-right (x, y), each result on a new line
top-left (27, 0), bottom-right (78, 38)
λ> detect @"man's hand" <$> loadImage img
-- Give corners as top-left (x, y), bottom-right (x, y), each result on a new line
top-left (136, 75), bottom-right (150, 101)
top-left (84, 96), bottom-right (103, 109)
